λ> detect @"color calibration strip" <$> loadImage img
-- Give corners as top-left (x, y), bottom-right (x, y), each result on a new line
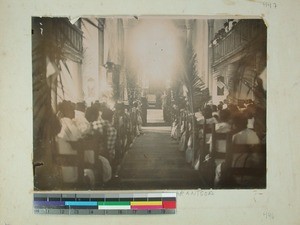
top-left (34, 193), bottom-right (176, 215)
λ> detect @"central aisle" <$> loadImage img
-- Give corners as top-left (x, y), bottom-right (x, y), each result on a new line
top-left (106, 126), bottom-right (201, 190)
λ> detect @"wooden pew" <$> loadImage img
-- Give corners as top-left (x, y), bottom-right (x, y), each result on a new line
top-left (197, 122), bottom-right (215, 187)
top-left (211, 126), bottom-right (233, 167)
top-left (224, 143), bottom-right (266, 188)
top-left (54, 133), bottom-right (103, 190)
top-left (199, 121), bottom-right (214, 163)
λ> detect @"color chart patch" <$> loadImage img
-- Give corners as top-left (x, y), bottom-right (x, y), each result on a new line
top-left (34, 193), bottom-right (176, 215)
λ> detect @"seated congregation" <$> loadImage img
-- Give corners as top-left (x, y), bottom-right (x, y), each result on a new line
top-left (171, 100), bottom-right (266, 189)
top-left (53, 100), bottom-right (143, 190)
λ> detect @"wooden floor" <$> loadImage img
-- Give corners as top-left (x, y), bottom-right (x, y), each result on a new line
top-left (105, 126), bottom-right (201, 190)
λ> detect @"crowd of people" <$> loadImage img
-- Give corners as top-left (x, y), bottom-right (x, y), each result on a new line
top-left (209, 19), bottom-right (239, 47)
top-left (53, 92), bottom-right (266, 189)
top-left (170, 98), bottom-right (266, 188)
top-left (54, 99), bottom-right (145, 189)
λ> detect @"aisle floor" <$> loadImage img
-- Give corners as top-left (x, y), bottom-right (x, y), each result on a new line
top-left (106, 126), bottom-right (201, 190)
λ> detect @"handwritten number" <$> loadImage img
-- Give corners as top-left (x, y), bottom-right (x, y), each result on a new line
top-left (263, 211), bottom-right (274, 220)
top-left (263, 2), bottom-right (277, 9)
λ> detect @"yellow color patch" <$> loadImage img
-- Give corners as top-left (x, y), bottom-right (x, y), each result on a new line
top-left (130, 201), bottom-right (162, 206)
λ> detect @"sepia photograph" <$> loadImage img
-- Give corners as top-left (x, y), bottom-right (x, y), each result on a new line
top-left (32, 16), bottom-right (267, 191)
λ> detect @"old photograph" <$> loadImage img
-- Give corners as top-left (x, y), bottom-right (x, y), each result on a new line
top-left (32, 16), bottom-right (267, 190)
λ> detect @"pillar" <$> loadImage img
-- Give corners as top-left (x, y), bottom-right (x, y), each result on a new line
top-left (185, 19), bottom-right (194, 47)
top-left (226, 63), bottom-right (239, 103)
top-left (122, 18), bottom-right (129, 102)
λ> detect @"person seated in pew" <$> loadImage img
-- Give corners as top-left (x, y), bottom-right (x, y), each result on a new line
top-left (208, 109), bottom-right (232, 154)
top-left (198, 105), bottom-right (219, 125)
top-left (85, 105), bottom-right (115, 184)
top-left (56, 100), bottom-right (81, 184)
top-left (90, 105), bottom-right (117, 178)
top-left (57, 101), bottom-right (82, 141)
top-left (197, 106), bottom-right (218, 142)
top-left (124, 104), bottom-right (134, 149)
top-left (211, 104), bottom-right (219, 122)
top-left (243, 102), bottom-right (256, 130)
top-left (92, 106), bottom-right (117, 162)
top-left (232, 112), bottom-right (260, 144)
top-left (200, 109), bottom-right (232, 184)
top-left (74, 101), bottom-right (91, 138)
top-left (214, 112), bottom-right (262, 187)
top-left (59, 104), bottom-right (98, 188)
top-left (74, 103), bottom-right (96, 187)
top-left (113, 103), bottom-right (130, 161)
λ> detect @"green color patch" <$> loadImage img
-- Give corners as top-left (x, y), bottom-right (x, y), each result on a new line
top-left (98, 201), bottom-right (131, 206)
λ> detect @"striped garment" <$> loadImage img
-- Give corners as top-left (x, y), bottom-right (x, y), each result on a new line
top-left (92, 119), bottom-right (117, 158)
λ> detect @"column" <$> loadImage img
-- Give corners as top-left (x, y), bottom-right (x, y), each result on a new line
top-left (208, 19), bottom-right (214, 97)
top-left (122, 18), bottom-right (129, 102)
top-left (98, 18), bottom-right (106, 101)
top-left (185, 19), bottom-right (194, 47)
top-left (226, 63), bottom-right (239, 103)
